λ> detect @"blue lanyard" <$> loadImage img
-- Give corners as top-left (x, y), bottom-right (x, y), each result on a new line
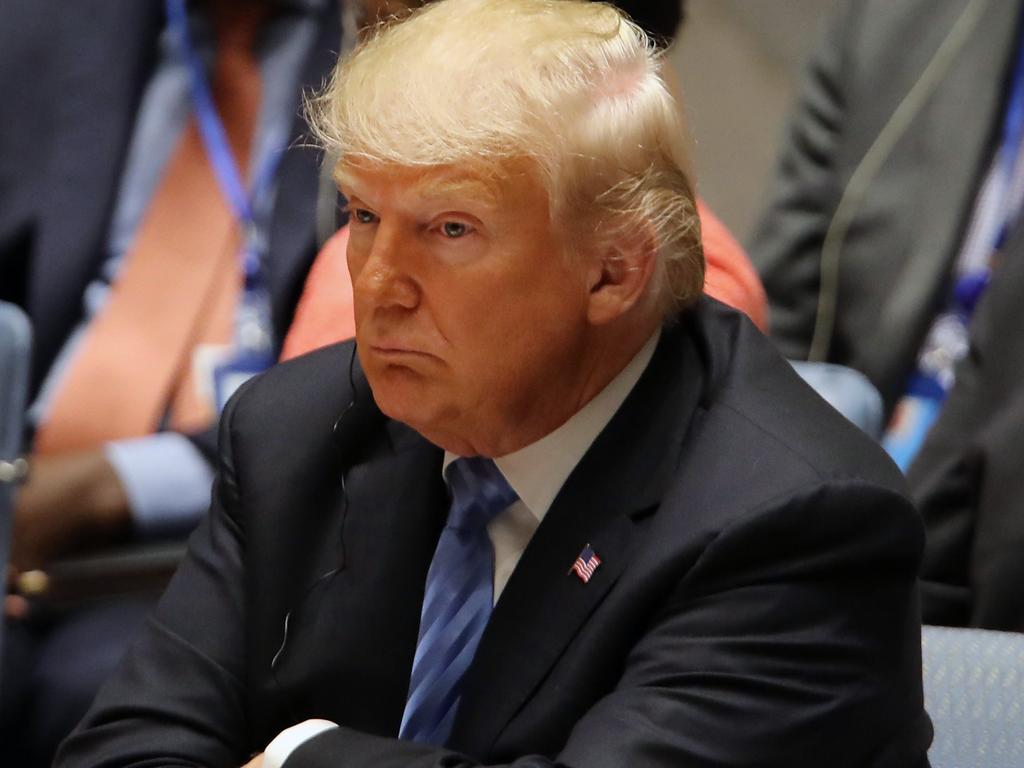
top-left (952, 33), bottom-right (1024, 314)
top-left (993, 28), bottom-right (1024, 247)
top-left (165, 0), bottom-right (284, 284)
top-left (1000, 40), bottom-right (1024, 173)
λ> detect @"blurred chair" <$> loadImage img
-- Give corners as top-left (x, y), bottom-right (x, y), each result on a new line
top-left (0, 301), bottom-right (32, 671)
top-left (923, 625), bottom-right (1024, 768)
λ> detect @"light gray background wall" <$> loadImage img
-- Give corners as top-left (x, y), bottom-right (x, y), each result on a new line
top-left (669, 0), bottom-right (837, 243)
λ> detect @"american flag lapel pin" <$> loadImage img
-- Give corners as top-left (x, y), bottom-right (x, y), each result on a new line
top-left (570, 544), bottom-right (602, 584)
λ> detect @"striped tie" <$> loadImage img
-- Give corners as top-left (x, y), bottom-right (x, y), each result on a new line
top-left (399, 457), bottom-right (518, 746)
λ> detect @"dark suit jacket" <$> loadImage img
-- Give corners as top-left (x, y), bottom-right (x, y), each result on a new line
top-left (749, 0), bottom-right (1023, 412)
top-left (56, 301), bottom-right (931, 767)
top-left (911, 219), bottom-right (1024, 631)
top-left (0, 0), bottom-right (342, 456)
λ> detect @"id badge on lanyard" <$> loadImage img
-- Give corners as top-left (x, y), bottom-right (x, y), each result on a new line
top-left (212, 239), bottom-right (278, 412)
top-left (167, 0), bottom-right (283, 411)
top-left (884, 28), bottom-right (1024, 470)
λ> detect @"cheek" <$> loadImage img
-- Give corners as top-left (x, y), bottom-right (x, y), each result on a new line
top-left (453, 263), bottom-right (580, 336)
top-left (346, 238), bottom-right (370, 284)
top-left (444, 307), bottom-right (568, 394)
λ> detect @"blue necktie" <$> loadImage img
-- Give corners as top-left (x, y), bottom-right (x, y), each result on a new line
top-left (399, 457), bottom-right (519, 746)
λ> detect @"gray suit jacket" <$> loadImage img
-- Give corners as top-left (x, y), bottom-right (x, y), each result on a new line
top-left (750, 0), bottom-right (1023, 412)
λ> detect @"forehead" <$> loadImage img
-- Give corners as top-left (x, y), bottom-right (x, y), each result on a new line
top-left (333, 158), bottom-right (544, 213)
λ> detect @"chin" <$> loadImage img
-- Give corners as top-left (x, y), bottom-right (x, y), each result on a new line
top-left (369, 370), bottom-right (434, 424)
top-left (369, 376), bottom-right (472, 451)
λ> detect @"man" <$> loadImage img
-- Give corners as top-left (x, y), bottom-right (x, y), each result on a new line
top-left (0, 0), bottom-right (341, 764)
top-left (57, 1), bottom-right (932, 766)
top-left (749, 0), bottom-right (1024, 462)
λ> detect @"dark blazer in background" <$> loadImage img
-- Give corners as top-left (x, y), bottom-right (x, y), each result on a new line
top-left (57, 302), bottom-right (931, 767)
top-left (749, 0), bottom-right (1023, 412)
top-left (911, 220), bottom-right (1024, 631)
top-left (0, 0), bottom-right (342, 452)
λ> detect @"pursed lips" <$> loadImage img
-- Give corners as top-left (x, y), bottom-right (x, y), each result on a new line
top-left (367, 343), bottom-right (436, 360)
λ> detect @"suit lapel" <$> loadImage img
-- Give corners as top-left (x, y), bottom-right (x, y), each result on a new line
top-left (303, 426), bottom-right (446, 731)
top-left (31, 0), bottom-right (161, 388)
top-left (868, 0), bottom-right (1024, 391)
top-left (273, 369), bottom-right (449, 732)
top-left (450, 320), bottom-right (707, 755)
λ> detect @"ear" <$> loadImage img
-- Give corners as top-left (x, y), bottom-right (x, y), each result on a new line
top-left (585, 234), bottom-right (657, 326)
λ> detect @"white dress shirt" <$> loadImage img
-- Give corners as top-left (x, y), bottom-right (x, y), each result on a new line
top-left (263, 330), bottom-right (660, 767)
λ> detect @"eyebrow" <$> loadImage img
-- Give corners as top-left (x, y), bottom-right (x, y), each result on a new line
top-left (334, 164), bottom-right (500, 209)
top-left (413, 175), bottom-right (500, 208)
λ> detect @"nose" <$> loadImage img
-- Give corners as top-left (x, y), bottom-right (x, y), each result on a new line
top-left (352, 220), bottom-right (420, 310)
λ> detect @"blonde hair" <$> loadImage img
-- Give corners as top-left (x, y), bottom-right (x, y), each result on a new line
top-left (309, 0), bottom-right (703, 316)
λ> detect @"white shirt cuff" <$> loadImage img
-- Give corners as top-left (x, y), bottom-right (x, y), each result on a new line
top-left (263, 719), bottom-right (339, 768)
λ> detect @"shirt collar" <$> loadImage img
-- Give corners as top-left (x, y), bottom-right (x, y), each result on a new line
top-left (443, 328), bottom-right (660, 523)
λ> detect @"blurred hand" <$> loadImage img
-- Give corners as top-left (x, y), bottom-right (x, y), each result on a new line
top-left (241, 753), bottom-right (264, 768)
top-left (11, 450), bottom-right (131, 571)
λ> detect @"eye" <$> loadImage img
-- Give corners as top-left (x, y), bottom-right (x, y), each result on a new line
top-left (441, 221), bottom-right (470, 238)
top-left (352, 208), bottom-right (378, 225)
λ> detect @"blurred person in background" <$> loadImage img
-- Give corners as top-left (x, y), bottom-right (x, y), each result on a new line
top-left (910, 227), bottom-right (1024, 631)
top-left (0, 0), bottom-right (342, 764)
top-left (750, 0), bottom-right (1024, 464)
top-left (749, 0), bottom-right (1024, 631)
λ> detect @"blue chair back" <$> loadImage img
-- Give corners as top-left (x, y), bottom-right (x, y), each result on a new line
top-left (0, 301), bottom-right (31, 668)
top-left (923, 624), bottom-right (1024, 768)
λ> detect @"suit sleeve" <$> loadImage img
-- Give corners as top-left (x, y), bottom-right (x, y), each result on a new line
top-left (54, 386), bottom-right (255, 768)
top-left (188, 423), bottom-right (221, 465)
top-left (285, 480), bottom-right (930, 768)
top-left (747, 0), bottom-right (860, 360)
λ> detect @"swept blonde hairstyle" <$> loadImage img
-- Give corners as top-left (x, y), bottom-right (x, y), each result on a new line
top-left (309, 0), bottom-right (703, 317)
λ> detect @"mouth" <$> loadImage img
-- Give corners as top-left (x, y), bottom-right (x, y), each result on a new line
top-left (367, 344), bottom-right (435, 360)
